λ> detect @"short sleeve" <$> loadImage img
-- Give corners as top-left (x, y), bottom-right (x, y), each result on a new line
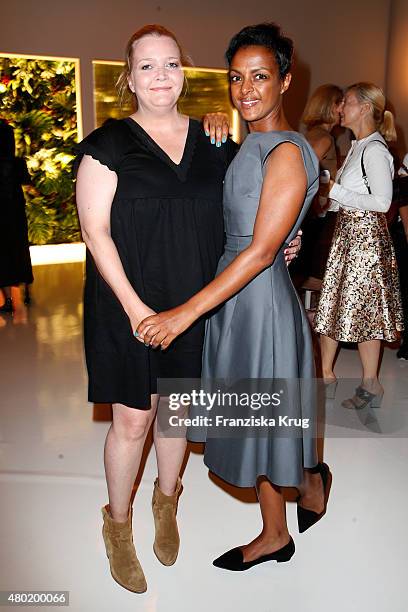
top-left (258, 132), bottom-right (319, 190)
top-left (73, 124), bottom-right (120, 177)
top-left (258, 132), bottom-right (290, 166)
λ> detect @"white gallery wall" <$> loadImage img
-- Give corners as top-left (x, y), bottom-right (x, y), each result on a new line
top-left (1, 0), bottom-right (407, 154)
top-left (386, 0), bottom-right (408, 155)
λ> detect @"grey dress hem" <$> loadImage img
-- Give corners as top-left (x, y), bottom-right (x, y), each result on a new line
top-left (187, 131), bottom-right (320, 488)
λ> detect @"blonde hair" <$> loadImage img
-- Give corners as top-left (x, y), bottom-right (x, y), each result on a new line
top-left (116, 24), bottom-right (193, 108)
top-left (302, 84), bottom-right (343, 128)
top-left (347, 82), bottom-right (397, 142)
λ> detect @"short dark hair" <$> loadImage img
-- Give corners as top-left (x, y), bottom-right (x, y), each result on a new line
top-left (225, 23), bottom-right (294, 79)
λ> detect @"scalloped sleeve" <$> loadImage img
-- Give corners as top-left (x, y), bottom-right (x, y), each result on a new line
top-left (73, 125), bottom-right (119, 177)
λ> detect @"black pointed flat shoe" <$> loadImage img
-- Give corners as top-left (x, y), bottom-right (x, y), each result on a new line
top-left (212, 536), bottom-right (295, 571)
top-left (297, 462), bottom-right (332, 533)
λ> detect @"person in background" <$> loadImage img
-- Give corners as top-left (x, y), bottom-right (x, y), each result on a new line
top-left (314, 83), bottom-right (403, 407)
top-left (297, 84), bottom-right (343, 283)
top-left (0, 120), bottom-right (33, 316)
top-left (303, 84), bottom-right (343, 176)
top-left (390, 155), bottom-right (408, 359)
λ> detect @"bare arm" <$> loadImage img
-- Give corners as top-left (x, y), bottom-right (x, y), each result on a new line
top-left (137, 143), bottom-right (307, 348)
top-left (306, 131), bottom-right (332, 162)
top-left (76, 155), bottom-right (155, 335)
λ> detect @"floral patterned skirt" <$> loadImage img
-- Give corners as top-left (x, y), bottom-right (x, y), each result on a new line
top-left (313, 208), bottom-right (404, 342)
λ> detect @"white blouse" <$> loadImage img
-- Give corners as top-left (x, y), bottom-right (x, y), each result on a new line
top-left (328, 131), bottom-right (394, 213)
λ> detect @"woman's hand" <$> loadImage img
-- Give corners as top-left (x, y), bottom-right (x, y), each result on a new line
top-left (129, 304), bottom-right (157, 344)
top-left (136, 304), bottom-right (197, 350)
top-left (284, 229), bottom-right (302, 265)
top-left (319, 179), bottom-right (335, 198)
top-left (203, 112), bottom-right (230, 146)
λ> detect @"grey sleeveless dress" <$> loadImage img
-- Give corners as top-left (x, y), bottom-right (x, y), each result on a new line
top-left (187, 131), bottom-right (320, 487)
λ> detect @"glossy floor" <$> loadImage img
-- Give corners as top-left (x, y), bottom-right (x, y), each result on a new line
top-left (0, 263), bottom-right (407, 612)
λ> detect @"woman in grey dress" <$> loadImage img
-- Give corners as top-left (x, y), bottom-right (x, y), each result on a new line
top-left (137, 23), bottom-right (332, 571)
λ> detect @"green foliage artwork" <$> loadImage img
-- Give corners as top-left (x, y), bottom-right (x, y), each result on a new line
top-left (0, 55), bottom-right (81, 244)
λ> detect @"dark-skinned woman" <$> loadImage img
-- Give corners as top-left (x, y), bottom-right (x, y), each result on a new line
top-left (75, 24), bottom-right (301, 592)
top-left (137, 23), bottom-right (331, 571)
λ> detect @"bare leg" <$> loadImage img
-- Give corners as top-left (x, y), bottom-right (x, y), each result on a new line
top-left (104, 396), bottom-right (159, 522)
top-left (240, 477), bottom-right (290, 563)
top-left (0, 286), bottom-right (12, 309)
top-left (0, 286), bottom-right (22, 318)
top-left (319, 334), bottom-right (338, 381)
top-left (24, 283), bottom-right (31, 304)
top-left (11, 285), bottom-right (27, 324)
top-left (357, 339), bottom-right (383, 394)
top-left (153, 396), bottom-right (187, 495)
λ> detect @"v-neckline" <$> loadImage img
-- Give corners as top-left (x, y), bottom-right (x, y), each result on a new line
top-left (123, 116), bottom-right (198, 181)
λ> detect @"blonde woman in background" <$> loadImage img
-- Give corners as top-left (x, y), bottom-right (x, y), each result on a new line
top-left (294, 84), bottom-right (343, 285)
top-left (303, 84), bottom-right (343, 177)
top-left (314, 82), bottom-right (403, 408)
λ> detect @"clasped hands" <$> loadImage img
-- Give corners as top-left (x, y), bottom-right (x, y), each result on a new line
top-left (136, 303), bottom-right (196, 350)
top-left (134, 232), bottom-right (303, 350)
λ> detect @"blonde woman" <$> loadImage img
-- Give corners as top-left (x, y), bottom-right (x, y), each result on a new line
top-left (137, 22), bottom-right (330, 571)
top-left (295, 84), bottom-right (343, 283)
top-left (314, 82), bottom-right (403, 407)
top-left (303, 84), bottom-right (343, 178)
top-left (75, 24), bottom-right (300, 593)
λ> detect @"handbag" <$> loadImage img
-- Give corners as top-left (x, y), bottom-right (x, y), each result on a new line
top-left (361, 140), bottom-right (408, 204)
top-left (394, 163), bottom-right (408, 203)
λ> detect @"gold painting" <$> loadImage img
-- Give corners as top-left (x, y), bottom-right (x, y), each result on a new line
top-left (93, 61), bottom-right (240, 141)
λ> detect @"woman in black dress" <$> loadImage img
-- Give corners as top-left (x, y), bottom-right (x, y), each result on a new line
top-left (137, 22), bottom-right (330, 572)
top-left (75, 25), bottom-right (300, 593)
top-left (0, 121), bottom-right (33, 314)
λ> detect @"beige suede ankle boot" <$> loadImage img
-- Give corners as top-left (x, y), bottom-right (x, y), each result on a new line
top-left (152, 478), bottom-right (183, 566)
top-left (101, 504), bottom-right (147, 593)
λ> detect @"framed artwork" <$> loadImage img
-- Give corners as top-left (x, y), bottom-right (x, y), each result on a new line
top-left (0, 53), bottom-right (82, 244)
top-left (93, 60), bottom-right (240, 141)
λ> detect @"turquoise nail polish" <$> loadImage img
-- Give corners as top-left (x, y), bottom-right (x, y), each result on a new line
top-left (222, 135), bottom-right (227, 143)
top-left (134, 330), bottom-right (139, 337)
top-left (211, 137), bottom-right (215, 144)
top-left (205, 130), bottom-right (210, 136)
top-left (216, 141), bottom-right (221, 147)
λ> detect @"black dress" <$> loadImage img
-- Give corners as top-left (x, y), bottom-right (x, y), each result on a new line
top-left (0, 156), bottom-right (33, 287)
top-left (75, 118), bottom-right (236, 409)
